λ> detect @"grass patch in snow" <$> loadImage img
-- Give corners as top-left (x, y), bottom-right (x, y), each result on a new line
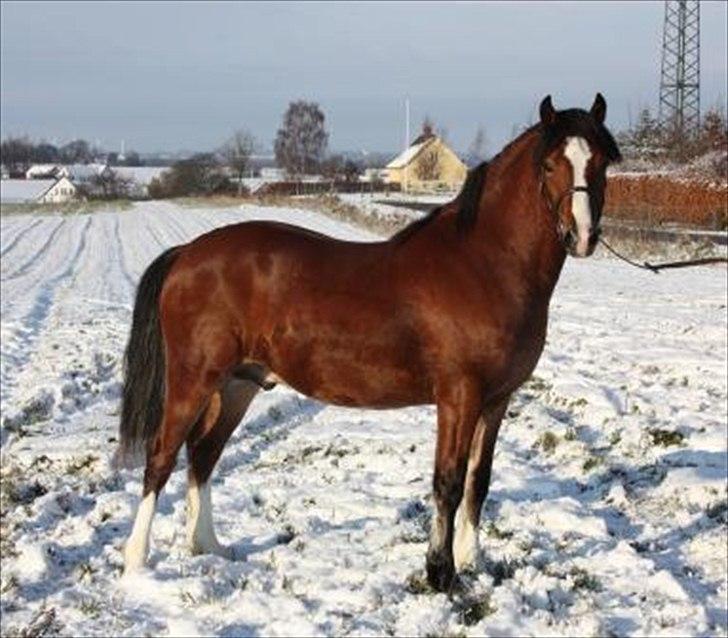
top-left (456, 592), bottom-right (498, 626)
top-left (648, 428), bottom-right (685, 447)
top-left (3, 606), bottom-right (63, 637)
top-left (535, 431), bottom-right (559, 454)
top-left (0, 199), bottom-right (133, 216)
top-left (485, 521), bottom-right (513, 540)
top-left (405, 571), bottom-right (437, 595)
top-left (570, 566), bottom-right (602, 592)
top-left (582, 455), bottom-right (604, 472)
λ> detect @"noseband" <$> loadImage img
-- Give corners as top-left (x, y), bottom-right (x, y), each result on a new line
top-left (539, 172), bottom-right (593, 244)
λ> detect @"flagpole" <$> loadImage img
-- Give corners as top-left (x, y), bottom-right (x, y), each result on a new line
top-left (404, 97), bottom-right (410, 193)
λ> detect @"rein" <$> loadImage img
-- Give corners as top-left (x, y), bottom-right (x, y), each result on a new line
top-left (539, 172), bottom-right (728, 273)
top-left (598, 236), bottom-right (728, 273)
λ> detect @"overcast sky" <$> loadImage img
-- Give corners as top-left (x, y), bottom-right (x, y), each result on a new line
top-left (1, 1), bottom-right (726, 156)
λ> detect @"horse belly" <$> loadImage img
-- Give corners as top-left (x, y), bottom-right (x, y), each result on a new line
top-left (266, 331), bottom-right (431, 408)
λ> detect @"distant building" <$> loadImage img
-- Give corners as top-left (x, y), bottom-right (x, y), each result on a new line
top-left (57, 163), bottom-right (109, 183)
top-left (25, 164), bottom-right (62, 180)
top-left (0, 177), bottom-right (78, 204)
top-left (360, 168), bottom-right (387, 183)
top-left (112, 166), bottom-right (168, 198)
top-left (260, 167), bottom-right (286, 181)
top-left (385, 125), bottom-right (467, 193)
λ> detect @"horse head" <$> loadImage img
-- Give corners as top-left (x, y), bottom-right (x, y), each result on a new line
top-left (537, 93), bottom-right (622, 257)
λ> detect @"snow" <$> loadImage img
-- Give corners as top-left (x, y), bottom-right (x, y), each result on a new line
top-left (112, 166), bottom-right (168, 186)
top-left (1, 200), bottom-right (726, 637)
top-left (0, 179), bottom-right (55, 203)
top-left (386, 140), bottom-right (431, 169)
top-left (59, 164), bottom-right (107, 182)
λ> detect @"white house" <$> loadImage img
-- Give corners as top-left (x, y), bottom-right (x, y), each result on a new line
top-left (360, 168), bottom-right (387, 183)
top-left (0, 177), bottom-right (78, 204)
top-left (260, 167), bottom-right (286, 181)
top-left (112, 166), bottom-right (168, 198)
top-left (25, 164), bottom-right (62, 179)
top-left (57, 163), bottom-right (109, 183)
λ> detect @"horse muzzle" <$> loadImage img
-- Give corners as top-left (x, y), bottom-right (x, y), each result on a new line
top-left (565, 226), bottom-right (600, 258)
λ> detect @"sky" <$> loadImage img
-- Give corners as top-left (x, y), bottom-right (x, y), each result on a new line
top-left (1, 1), bottom-right (726, 156)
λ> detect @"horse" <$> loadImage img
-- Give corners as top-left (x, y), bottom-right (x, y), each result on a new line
top-left (119, 94), bottom-right (621, 591)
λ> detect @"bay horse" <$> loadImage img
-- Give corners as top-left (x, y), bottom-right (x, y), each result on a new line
top-left (119, 94), bottom-right (621, 591)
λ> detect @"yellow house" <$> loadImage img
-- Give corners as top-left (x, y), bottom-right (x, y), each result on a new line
top-left (385, 127), bottom-right (467, 193)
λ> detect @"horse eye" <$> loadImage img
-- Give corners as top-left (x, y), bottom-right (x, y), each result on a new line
top-left (544, 160), bottom-right (555, 173)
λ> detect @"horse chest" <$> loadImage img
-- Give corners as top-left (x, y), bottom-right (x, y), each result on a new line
top-left (462, 312), bottom-right (548, 393)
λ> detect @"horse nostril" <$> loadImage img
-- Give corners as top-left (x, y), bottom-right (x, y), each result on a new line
top-left (589, 228), bottom-right (601, 244)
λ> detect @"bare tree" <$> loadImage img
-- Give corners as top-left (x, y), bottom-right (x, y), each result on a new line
top-left (466, 126), bottom-right (488, 166)
top-left (415, 149), bottom-right (441, 181)
top-left (222, 130), bottom-right (256, 195)
top-left (1, 136), bottom-right (34, 176)
top-left (698, 106), bottom-right (728, 153)
top-left (86, 169), bottom-right (133, 200)
top-left (59, 139), bottom-right (94, 164)
top-left (274, 101), bottom-right (328, 178)
top-left (148, 155), bottom-right (233, 199)
top-left (437, 124), bottom-right (450, 144)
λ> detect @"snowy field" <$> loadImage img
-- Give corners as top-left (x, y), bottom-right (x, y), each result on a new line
top-left (1, 201), bottom-right (726, 637)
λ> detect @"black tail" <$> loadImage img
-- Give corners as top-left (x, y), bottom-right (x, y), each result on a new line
top-left (117, 247), bottom-right (179, 467)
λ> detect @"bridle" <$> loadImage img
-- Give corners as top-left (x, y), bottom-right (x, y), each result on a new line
top-left (538, 170), bottom-right (728, 272)
top-left (539, 169), bottom-right (595, 245)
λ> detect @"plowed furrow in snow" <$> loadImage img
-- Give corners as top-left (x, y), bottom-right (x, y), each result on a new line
top-left (1, 218), bottom-right (67, 281)
top-left (0, 217), bottom-right (45, 258)
top-left (1, 217), bottom-right (93, 405)
top-left (111, 215), bottom-right (137, 294)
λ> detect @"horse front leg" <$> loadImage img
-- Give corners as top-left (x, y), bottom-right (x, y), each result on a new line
top-left (426, 377), bottom-right (482, 592)
top-left (453, 395), bottom-right (509, 572)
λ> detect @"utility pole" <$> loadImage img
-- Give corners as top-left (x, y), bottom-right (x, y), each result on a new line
top-left (404, 97), bottom-right (410, 194)
top-left (659, 0), bottom-right (700, 137)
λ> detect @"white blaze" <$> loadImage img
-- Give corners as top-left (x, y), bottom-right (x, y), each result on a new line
top-left (563, 136), bottom-right (592, 256)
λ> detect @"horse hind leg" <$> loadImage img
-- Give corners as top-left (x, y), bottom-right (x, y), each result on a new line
top-left (185, 378), bottom-right (259, 558)
top-left (124, 345), bottom-right (235, 573)
top-left (124, 380), bottom-right (213, 572)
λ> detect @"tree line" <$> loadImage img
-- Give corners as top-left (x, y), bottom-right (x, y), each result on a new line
top-left (0, 137), bottom-right (143, 177)
top-left (5, 99), bottom-right (724, 200)
top-left (618, 105), bottom-right (727, 169)
top-left (149, 101), bottom-right (365, 198)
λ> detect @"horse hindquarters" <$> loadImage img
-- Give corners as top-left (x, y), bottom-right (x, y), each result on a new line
top-left (123, 254), bottom-right (241, 572)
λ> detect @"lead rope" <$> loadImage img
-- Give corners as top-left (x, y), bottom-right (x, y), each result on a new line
top-left (539, 173), bottom-right (728, 273)
top-left (598, 236), bottom-right (728, 273)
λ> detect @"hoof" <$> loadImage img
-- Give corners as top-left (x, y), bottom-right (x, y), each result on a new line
top-left (426, 552), bottom-right (455, 592)
top-left (123, 542), bottom-right (149, 575)
top-left (191, 542), bottom-right (235, 561)
top-left (454, 544), bottom-right (480, 573)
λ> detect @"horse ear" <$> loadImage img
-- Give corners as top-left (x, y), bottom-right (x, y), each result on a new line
top-left (539, 95), bottom-right (556, 127)
top-left (591, 93), bottom-right (607, 123)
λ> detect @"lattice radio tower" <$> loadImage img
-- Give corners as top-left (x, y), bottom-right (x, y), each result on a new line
top-left (659, 0), bottom-right (700, 136)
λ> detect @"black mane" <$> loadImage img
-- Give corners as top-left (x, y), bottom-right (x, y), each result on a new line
top-left (390, 161), bottom-right (489, 241)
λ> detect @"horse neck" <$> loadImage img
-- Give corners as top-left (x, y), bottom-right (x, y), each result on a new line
top-left (468, 131), bottom-right (567, 299)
